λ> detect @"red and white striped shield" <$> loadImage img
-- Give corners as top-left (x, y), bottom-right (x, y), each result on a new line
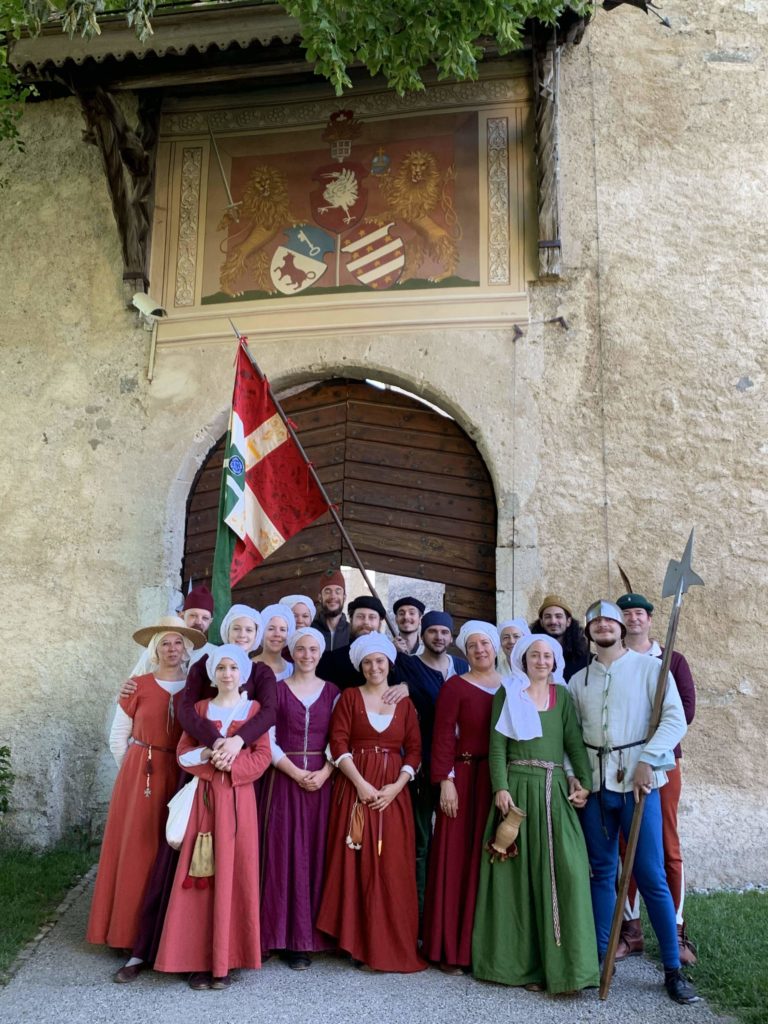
top-left (341, 222), bottom-right (405, 290)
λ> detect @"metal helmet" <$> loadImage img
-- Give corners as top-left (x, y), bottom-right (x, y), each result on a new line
top-left (584, 599), bottom-right (626, 639)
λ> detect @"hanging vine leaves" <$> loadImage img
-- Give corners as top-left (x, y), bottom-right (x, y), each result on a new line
top-left (0, 0), bottom-right (592, 161)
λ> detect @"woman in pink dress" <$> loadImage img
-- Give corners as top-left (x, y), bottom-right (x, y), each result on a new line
top-left (154, 644), bottom-right (271, 990)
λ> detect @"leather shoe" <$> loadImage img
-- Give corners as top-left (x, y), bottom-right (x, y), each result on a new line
top-left (439, 963), bottom-right (465, 976)
top-left (113, 962), bottom-right (144, 984)
top-left (615, 918), bottom-right (644, 961)
top-left (188, 972), bottom-right (212, 990)
top-left (286, 953), bottom-right (311, 971)
top-left (210, 974), bottom-right (231, 990)
top-left (664, 968), bottom-right (701, 1004)
top-left (678, 923), bottom-right (698, 966)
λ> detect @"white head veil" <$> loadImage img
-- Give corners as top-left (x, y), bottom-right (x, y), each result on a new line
top-left (496, 617), bottom-right (532, 675)
top-left (349, 633), bottom-right (397, 672)
top-left (219, 604), bottom-right (263, 651)
top-left (287, 626), bottom-right (326, 659)
top-left (494, 633), bottom-right (566, 741)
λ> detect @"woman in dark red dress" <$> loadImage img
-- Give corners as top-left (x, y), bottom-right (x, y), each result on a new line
top-left (317, 633), bottom-right (425, 973)
top-left (422, 620), bottom-right (502, 973)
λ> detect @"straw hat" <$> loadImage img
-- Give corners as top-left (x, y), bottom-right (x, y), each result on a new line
top-left (132, 614), bottom-right (207, 649)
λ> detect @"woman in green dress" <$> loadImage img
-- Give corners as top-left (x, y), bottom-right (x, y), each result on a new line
top-left (472, 633), bottom-right (599, 994)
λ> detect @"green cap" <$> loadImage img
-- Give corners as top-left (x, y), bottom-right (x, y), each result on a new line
top-left (616, 593), bottom-right (654, 614)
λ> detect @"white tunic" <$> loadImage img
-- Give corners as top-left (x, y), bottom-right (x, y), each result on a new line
top-left (568, 649), bottom-right (686, 793)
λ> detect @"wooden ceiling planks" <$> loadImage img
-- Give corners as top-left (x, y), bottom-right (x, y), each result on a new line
top-left (182, 379), bottom-right (497, 626)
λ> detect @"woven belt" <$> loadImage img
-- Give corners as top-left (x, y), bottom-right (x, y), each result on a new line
top-left (456, 752), bottom-right (487, 763)
top-left (508, 758), bottom-right (564, 946)
top-left (129, 738), bottom-right (176, 798)
top-left (128, 738), bottom-right (175, 754)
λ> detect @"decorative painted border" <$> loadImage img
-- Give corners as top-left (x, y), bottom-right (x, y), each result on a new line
top-left (487, 117), bottom-right (511, 286)
top-left (161, 76), bottom-right (532, 138)
top-left (174, 147), bottom-right (203, 307)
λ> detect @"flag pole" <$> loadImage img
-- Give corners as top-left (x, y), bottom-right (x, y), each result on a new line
top-left (599, 529), bottom-right (704, 999)
top-left (228, 322), bottom-right (399, 639)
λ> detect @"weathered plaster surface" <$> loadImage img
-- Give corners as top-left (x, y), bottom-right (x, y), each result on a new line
top-left (1, 1), bottom-right (766, 885)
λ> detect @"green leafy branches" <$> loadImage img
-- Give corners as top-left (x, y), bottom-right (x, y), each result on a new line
top-left (283, 0), bottom-right (593, 95)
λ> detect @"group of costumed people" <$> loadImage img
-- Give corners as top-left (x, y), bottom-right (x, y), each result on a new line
top-left (87, 578), bottom-right (699, 1006)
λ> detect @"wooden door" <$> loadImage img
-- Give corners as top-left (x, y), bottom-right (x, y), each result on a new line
top-left (183, 379), bottom-right (496, 627)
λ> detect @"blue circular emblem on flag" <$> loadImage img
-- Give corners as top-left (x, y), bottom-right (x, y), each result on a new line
top-left (229, 455), bottom-right (244, 476)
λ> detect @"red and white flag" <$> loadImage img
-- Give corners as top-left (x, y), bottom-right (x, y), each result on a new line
top-left (221, 340), bottom-right (329, 586)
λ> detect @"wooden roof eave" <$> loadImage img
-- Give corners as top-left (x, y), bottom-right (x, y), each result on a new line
top-left (6, 2), bottom-right (303, 84)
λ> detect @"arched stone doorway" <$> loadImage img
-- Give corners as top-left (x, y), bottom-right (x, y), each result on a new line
top-left (183, 378), bottom-right (496, 627)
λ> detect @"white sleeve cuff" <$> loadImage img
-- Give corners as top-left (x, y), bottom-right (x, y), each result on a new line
top-left (108, 706), bottom-right (133, 768)
top-left (268, 725), bottom-right (287, 766)
top-left (400, 765), bottom-right (416, 780)
top-left (179, 747), bottom-right (208, 767)
top-left (335, 751), bottom-right (353, 767)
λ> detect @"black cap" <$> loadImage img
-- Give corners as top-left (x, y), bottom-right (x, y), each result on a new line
top-left (393, 596), bottom-right (425, 615)
top-left (348, 595), bottom-right (386, 619)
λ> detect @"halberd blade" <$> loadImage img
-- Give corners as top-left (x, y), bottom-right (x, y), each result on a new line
top-left (662, 528), bottom-right (705, 598)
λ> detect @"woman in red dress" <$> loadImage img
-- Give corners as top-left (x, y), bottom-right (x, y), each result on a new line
top-left (87, 616), bottom-right (206, 951)
top-left (316, 633), bottom-right (426, 973)
top-left (422, 620), bottom-right (502, 973)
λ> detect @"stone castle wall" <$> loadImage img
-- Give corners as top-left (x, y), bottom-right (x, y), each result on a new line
top-left (0, 0), bottom-right (765, 886)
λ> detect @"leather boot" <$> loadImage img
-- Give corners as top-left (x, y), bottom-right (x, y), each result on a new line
top-left (664, 968), bottom-right (700, 1004)
top-left (615, 918), bottom-right (644, 960)
top-left (678, 922), bottom-right (698, 966)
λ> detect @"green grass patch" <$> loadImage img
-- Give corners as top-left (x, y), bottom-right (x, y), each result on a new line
top-left (642, 890), bottom-right (768, 1024)
top-left (0, 830), bottom-right (96, 979)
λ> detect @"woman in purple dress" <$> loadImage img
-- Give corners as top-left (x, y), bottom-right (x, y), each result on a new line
top-left (259, 627), bottom-right (340, 969)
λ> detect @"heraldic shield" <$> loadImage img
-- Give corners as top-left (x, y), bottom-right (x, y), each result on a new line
top-left (341, 222), bottom-right (405, 290)
top-left (270, 224), bottom-right (335, 295)
top-left (310, 162), bottom-right (369, 234)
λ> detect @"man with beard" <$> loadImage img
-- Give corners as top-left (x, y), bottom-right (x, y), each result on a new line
top-left (396, 611), bottom-right (468, 911)
top-left (530, 593), bottom-right (589, 681)
top-left (311, 569), bottom-right (350, 651)
top-left (569, 601), bottom-right (698, 1005)
top-left (392, 596), bottom-right (426, 655)
top-left (317, 595), bottom-right (407, 693)
top-left (614, 591), bottom-right (698, 965)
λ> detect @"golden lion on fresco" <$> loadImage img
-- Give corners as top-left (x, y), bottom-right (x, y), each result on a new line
top-left (218, 165), bottom-right (296, 296)
top-left (374, 149), bottom-right (462, 283)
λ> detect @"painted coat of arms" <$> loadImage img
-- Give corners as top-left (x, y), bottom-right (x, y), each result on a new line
top-left (202, 108), bottom-right (478, 305)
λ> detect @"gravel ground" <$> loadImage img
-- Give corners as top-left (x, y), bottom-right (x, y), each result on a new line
top-left (0, 879), bottom-right (726, 1024)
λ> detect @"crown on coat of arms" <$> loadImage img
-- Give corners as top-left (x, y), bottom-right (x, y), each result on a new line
top-left (322, 110), bottom-right (364, 162)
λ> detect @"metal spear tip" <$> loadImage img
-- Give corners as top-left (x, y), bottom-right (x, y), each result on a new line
top-left (661, 527), bottom-right (705, 599)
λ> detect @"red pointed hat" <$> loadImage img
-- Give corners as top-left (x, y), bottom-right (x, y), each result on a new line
top-left (184, 584), bottom-right (214, 614)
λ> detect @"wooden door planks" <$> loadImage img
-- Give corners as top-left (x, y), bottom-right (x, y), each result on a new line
top-left (181, 379), bottom-right (497, 622)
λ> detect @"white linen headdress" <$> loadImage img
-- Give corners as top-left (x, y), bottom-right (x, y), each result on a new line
top-left (456, 620), bottom-right (500, 656)
top-left (287, 626), bottom-right (326, 658)
top-left (279, 594), bottom-right (318, 622)
top-left (146, 629), bottom-right (194, 668)
top-left (495, 633), bottom-right (566, 741)
top-left (260, 603), bottom-right (297, 642)
top-left (497, 617), bottom-right (532, 674)
top-left (219, 604), bottom-right (263, 651)
top-left (349, 633), bottom-right (397, 672)
top-left (206, 643), bottom-right (252, 684)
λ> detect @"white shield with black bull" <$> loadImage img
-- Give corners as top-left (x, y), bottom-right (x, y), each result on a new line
top-left (342, 222), bottom-right (405, 290)
top-left (270, 224), bottom-right (335, 295)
